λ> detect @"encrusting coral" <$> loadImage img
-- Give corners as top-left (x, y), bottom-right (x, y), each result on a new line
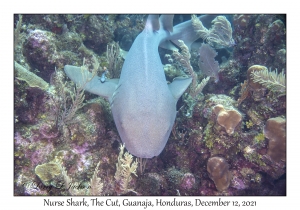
top-left (213, 104), bottom-right (242, 135)
top-left (34, 157), bottom-right (103, 196)
top-left (207, 156), bottom-right (232, 192)
top-left (34, 161), bottom-right (62, 186)
top-left (264, 117), bottom-right (286, 162)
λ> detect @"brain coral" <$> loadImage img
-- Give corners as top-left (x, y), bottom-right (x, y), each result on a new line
top-left (264, 117), bottom-right (286, 162)
top-left (213, 104), bottom-right (242, 135)
top-left (207, 156), bottom-right (232, 192)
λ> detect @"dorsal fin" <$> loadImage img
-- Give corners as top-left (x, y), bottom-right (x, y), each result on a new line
top-left (160, 15), bottom-right (174, 32)
top-left (145, 15), bottom-right (160, 31)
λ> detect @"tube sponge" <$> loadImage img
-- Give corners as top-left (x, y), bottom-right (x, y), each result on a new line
top-left (213, 104), bottom-right (242, 135)
top-left (264, 117), bottom-right (286, 162)
top-left (14, 61), bottom-right (49, 90)
top-left (207, 156), bottom-right (231, 192)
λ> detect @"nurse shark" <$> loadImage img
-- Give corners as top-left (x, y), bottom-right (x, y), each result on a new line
top-left (64, 15), bottom-right (212, 158)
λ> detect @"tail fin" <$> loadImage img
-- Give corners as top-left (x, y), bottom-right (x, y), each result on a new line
top-left (145, 14), bottom-right (174, 32)
top-left (145, 15), bottom-right (160, 31)
top-left (160, 15), bottom-right (174, 32)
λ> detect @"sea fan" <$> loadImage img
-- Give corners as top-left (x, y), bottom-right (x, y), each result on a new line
top-left (198, 43), bottom-right (220, 82)
top-left (192, 15), bottom-right (235, 48)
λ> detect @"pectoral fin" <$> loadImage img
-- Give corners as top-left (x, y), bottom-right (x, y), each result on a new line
top-left (168, 76), bottom-right (192, 101)
top-left (64, 65), bottom-right (119, 100)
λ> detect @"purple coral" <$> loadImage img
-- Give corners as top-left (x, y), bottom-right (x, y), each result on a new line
top-left (231, 175), bottom-right (246, 190)
top-left (180, 173), bottom-right (196, 190)
top-left (28, 30), bottom-right (49, 48)
top-left (72, 142), bottom-right (89, 155)
top-left (27, 30), bottom-right (56, 58)
top-left (26, 143), bottom-right (55, 168)
top-left (24, 29), bottom-right (59, 76)
top-left (39, 123), bottom-right (59, 140)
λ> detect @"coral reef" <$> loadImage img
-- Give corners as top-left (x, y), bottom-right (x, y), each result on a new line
top-left (14, 14), bottom-right (286, 196)
top-left (233, 15), bottom-right (251, 28)
top-left (233, 15), bottom-right (286, 72)
top-left (81, 15), bottom-right (115, 53)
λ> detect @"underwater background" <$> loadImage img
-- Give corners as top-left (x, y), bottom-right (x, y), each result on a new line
top-left (14, 14), bottom-right (286, 196)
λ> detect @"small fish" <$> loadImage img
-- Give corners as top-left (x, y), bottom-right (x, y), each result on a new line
top-left (100, 68), bottom-right (108, 83)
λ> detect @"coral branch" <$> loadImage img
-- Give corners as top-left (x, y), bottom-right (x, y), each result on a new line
top-left (172, 40), bottom-right (210, 98)
top-left (114, 144), bottom-right (138, 195)
top-left (61, 161), bottom-right (103, 195)
top-left (89, 161), bottom-right (103, 195)
top-left (191, 15), bottom-right (209, 41)
top-left (106, 42), bottom-right (123, 78)
top-left (251, 69), bottom-right (286, 95)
